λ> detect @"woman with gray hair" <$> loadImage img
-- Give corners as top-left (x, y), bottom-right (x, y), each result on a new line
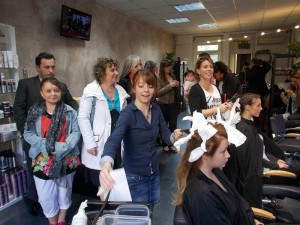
top-left (118, 55), bottom-right (143, 103)
top-left (144, 60), bottom-right (158, 75)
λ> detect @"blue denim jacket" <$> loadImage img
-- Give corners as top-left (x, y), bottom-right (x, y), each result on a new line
top-left (24, 104), bottom-right (81, 161)
top-left (101, 102), bottom-right (172, 176)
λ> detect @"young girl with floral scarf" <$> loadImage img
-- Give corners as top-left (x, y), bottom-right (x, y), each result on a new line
top-left (24, 77), bottom-right (81, 225)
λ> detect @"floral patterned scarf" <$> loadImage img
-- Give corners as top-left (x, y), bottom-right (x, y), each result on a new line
top-left (26, 99), bottom-right (67, 178)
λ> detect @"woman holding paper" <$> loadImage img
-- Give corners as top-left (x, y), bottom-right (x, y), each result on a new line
top-left (100, 69), bottom-right (182, 204)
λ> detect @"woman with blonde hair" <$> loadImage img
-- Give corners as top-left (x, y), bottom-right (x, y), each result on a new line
top-left (118, 55), bottom-right (143, 103)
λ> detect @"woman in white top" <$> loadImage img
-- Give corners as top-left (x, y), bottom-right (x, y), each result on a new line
top-left (188, 57), bottom-right (232, 121)
top-left (78, 58), bottom-right (129, 192)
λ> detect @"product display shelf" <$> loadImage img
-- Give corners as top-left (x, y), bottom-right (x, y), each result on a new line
top-left (269, 53), bottom-right (296, 116)
top-left (0, 195), bottom-right (22, 211)
top-left (0, 23), bottom-right (23, 212)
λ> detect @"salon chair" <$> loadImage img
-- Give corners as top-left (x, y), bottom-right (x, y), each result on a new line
top-left (173, 203), bottom-right (300, 225)
top-left (263, 170), bottom-right (300, 204)
top-left (173, 204), bottom-right (190, 225)
top-left (269, 115), bottom-right (300, 157)
top-left (285, 113), bottom-right (300, 128)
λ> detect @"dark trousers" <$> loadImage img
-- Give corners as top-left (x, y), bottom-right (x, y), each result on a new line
top-left (158, 103), bottom-right (178, 146)
top-left (22, 138), bottom-right (38, 202)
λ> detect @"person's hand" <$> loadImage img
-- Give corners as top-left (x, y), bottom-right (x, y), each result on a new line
top-left (280, 92), bottom-right (287, 99)
top-left (218, 102), bottom-right (231, 113)
top-left (99, 161), bottom-right (114, 190)
top-left (286, 89), bottom-right (294, 96)
top-left (224, 101), bottom-right (233, 110)
top-left (87, 147), bottom-right (97, 156)
top-left (173, 129), bottom-right (183, 141)
top-left (254, 219), bottom-right (264, 225)
top-left (277, 159), bottom-right (289, 169)
top-left (170, 80), bottom-right (180, 87)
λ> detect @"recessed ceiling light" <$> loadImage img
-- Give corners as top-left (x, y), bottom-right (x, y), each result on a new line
top-left (206, 41), bottom-right (210, 44)
top-left (174, 2), bottom-right (205, 12)
top-left (229, 38), bottom-right (233, 41)
top-left (277, 29), bottom-right (281, 32)
top-left (218, 39), bottom-right (221, 42)
top-left (261, 32), bottom-right (265, 35)
top-left (244, 35), bottom-right (248, 38)
top-left (295, 25), bottom-right (299, 29)
top-left (198, 23), bottom-right (217, 28)
top-left (165, 18), bottom-right (190, 24)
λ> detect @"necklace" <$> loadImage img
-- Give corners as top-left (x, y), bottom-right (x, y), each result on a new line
top-left (101, 85), bottom-right (115, 99)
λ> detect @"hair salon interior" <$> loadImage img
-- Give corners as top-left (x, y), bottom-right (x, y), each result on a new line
top-left (1, 0), bottom-right (300, 225)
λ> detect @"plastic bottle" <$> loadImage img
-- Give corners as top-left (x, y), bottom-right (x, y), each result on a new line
top-left (71, 200), bottom-right (88, 225)
top-left (1, 73), bottom-right (7, 93)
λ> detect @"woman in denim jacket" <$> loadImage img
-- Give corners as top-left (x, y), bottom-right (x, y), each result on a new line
top-left (24, 77), bottom-right (81, 225)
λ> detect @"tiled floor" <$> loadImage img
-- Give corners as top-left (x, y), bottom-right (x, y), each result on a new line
top-left (0, 110), bottom-right (300, 225)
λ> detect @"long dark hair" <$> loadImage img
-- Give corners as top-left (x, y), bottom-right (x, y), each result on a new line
top-left (159, 59), bottom-right (172, 82)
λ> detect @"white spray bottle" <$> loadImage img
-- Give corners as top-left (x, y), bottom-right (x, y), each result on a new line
top-left (71, 199), bottom-right (88, 225)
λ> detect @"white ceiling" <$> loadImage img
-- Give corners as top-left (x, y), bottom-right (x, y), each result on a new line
top-left (96, 0), bottom-right (300, 36)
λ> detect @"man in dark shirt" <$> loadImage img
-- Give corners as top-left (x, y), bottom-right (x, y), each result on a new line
top-left (213, 61), bottom-right (242, 102)
top-left (13, 52), bottom-right (78, 216)
top-left (245, 58), bottom-right (271, 99)
top-left (245, 58), bottom-right (271, 131)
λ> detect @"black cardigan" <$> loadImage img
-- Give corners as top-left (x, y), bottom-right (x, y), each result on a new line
top-left (188, 83), bottom-right (207, 114)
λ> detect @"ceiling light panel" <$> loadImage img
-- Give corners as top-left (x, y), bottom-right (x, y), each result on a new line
top-left (198, 23), bottom-right (218, 28)
top-left (174, 2), bottom-right (205, 12)
top-left (166, 18), bottom-right (190, 24)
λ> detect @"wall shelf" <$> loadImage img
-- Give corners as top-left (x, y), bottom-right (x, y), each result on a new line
top-left (269, 53), bottom-right (296, 116)
top-left (0, 196), bottom-right (22, 211)
top-left (0, 23), bottom-right (24, 212)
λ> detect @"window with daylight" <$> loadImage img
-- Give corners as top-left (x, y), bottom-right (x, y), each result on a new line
top-left (193, 36), bottom-right (222, 65)
top-left (197, 44), bottom-right (219, 62)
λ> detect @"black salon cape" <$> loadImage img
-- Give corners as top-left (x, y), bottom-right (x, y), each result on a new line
top-left (183, 168), bottom-right (255, 225)
top-left (233, 118), bottom-right (285, 207)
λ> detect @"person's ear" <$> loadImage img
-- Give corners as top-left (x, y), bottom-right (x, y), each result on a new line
top-left (201, 153), bottom-right (208, 160)
top-left (244, 104), bottom-right (251, 111)
top-left (40, 90), bottom-right (44, 98)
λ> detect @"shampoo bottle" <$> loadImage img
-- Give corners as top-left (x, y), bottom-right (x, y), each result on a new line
top-left (71, 199), bottom-right (88, 225)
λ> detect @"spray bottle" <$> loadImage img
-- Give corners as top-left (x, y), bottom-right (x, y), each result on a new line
top-left (71, 199), bottom-right (88, 225)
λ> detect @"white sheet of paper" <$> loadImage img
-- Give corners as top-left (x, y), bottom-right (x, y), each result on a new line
top-left (97, 168), bottom-right (132, 201)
